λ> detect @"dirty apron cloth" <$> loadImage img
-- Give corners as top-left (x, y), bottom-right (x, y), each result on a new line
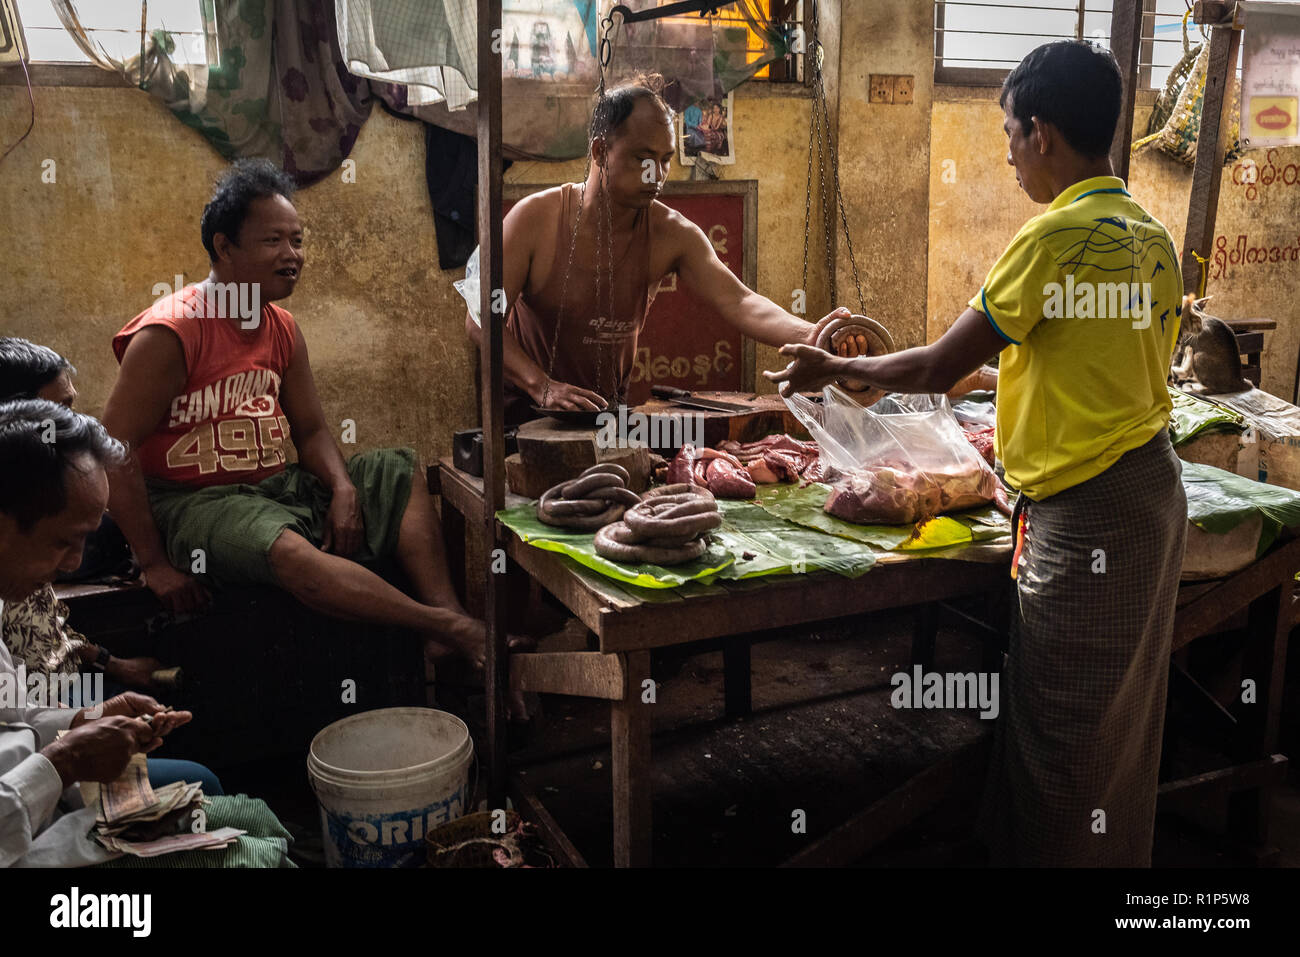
top-left (977, 430), bottom-right (1187, 866)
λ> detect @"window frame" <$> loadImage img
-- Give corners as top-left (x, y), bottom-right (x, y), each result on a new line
top-left (933, 0), bottom-right (1165, 89)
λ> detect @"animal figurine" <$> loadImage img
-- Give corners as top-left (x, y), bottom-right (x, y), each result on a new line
top-left (1169, 296), bottom-right (1252, 396)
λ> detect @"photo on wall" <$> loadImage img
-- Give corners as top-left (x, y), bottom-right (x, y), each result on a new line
top-left (677, 91), bottom-right (736, 166)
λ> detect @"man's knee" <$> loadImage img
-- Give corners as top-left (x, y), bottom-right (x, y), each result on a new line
top-left (268, 529), bottom-right (329, 597)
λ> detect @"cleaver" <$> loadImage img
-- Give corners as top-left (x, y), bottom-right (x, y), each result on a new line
top-left (650, 385), bottom-right (752, 414)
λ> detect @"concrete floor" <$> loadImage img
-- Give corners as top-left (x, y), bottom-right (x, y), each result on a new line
top-left (224, 608), bottom-right (1300, 868)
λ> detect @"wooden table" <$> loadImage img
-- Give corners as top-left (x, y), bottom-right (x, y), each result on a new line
top-left (433, 458), bottom-right (1010, 866)
top-left (433, 459), bottom-right (1298, 865)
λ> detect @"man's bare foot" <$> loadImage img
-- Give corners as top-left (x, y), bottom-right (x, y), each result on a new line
top-left (424, 639), bottom-right (457, 682)
top-left (439, 615), bottom-right (537, 665)
top-left (431, 616), bottom-right (535, 720)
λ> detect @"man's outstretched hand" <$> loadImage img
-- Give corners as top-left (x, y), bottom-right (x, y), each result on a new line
top-left (805, 306), bottom-right (852, 347)
top-left (764, 343), bottom-right (853, 397)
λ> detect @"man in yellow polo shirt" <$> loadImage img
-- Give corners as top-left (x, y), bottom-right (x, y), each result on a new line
top-left (766, 39), bottom-right (1186, 866)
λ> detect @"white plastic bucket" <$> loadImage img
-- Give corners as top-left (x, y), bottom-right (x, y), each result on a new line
top-left (307, 708), bottom-right (474, 868)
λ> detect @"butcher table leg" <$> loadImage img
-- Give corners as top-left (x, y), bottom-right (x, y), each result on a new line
top-left (612, 650), bottom-right (652, 867)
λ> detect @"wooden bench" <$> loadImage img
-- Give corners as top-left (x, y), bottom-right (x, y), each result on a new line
top-left (55, 578), bottom-right (426, 772)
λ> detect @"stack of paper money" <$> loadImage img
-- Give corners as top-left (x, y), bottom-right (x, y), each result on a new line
top-left (91, 754), bottom-right (245, 856)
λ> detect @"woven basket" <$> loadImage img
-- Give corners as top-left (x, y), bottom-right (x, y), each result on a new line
top-left (1134, 14), bottom-right (1242, 167)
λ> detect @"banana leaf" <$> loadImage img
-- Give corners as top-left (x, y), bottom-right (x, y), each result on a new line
top-left (1181, 461), bottom-right (1300, 556)
top-left (1168, 386), bottom-right (1244, 446)
top-left (752, 482), bottom-right (1012, 552)
top-left (711, 500), bottom-right (877, 579)
top-left (495, 499), bottom-right (877, 589)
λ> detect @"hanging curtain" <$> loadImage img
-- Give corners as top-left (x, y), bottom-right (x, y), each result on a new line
top-left (52, 0), bottom-right (376, 186)
top-left (334, 0), bottom-right (477, 109)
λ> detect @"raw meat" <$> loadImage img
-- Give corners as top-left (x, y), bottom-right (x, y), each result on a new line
top-left (718, 434), bottom-right (822, 485)
top-left (824, 462), bottom-right (1001, 526)
top-left (667, 444), bottom-right (757, 499)
top-left (963, 426), bottom-right (995, 466)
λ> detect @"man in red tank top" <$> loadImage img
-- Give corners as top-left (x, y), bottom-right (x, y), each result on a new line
top-left (104, 161), bottom-right (519, 676)
top-left (465, 82), bottom-right (859, 423)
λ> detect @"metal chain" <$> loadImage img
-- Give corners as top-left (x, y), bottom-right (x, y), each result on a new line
top-left (821, 76), bottom-right (865, 313)
top-left (799, 0), bottom-right (866, 317)
top-left (800, 74), bottom-right (818, 295)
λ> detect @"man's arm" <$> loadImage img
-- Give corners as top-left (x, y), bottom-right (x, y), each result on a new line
top-left (102, 327), bottom-right (211, 615)
top-left (764, 307), bottom-right (1007, 396)
top-left (671, 216), bottom-right (827, 348)
top-left (1, 715), bottom-right (157, 867)
top-left (278, 326), bottom-right (364, 557)
top-left (464, 192), bottom-right (606, 411)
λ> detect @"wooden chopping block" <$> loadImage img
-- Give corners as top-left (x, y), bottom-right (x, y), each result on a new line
top-left (634, 392), bottom-right (810, 450)
top-left (509, 417), bottom-right (652, 498)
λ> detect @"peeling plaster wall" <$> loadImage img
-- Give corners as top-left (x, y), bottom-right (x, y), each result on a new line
top-left (0, 82), bottom-right (824, 457)
top-left (929, 92), bottom-right (1300, 400)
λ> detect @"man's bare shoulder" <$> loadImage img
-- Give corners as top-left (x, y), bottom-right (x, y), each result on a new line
top-left (509, 185), bottom-right (567, 223)
top-left (650, 200), bottom-right (706, 240)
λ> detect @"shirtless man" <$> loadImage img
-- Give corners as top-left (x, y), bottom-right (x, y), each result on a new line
top-left (465, 82), bottom-right (854, 423)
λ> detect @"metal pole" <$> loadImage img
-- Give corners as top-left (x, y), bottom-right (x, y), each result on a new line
top-left (476, 0), bottom-right (507, 809)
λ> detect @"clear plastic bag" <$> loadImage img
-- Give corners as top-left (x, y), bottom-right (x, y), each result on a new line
top-left (454, 245), bottom-right (482, 327)
top-left (784, 386), bottom-right (1000, 525)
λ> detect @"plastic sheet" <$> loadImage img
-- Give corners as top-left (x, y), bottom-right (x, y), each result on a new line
top-left (784, 387), bottom-right (1001, 524)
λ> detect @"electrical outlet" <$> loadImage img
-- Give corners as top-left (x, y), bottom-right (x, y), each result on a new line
top-left (869, 74), bottom-right (894, 105)
top-left (894, 75), bottom-right (914, 104)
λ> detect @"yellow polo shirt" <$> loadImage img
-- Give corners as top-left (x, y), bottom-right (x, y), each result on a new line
top-left (969, 176), bottom-right (1183, 500)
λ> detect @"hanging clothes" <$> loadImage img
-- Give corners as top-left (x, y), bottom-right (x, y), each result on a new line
top-left (52, 0), bottom-right (376, 186)
top-left (334, 0), bottom-right (477, 109)
top-left (424, 123), bottom-right (513, 270)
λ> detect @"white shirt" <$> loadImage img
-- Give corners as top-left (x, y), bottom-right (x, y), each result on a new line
top-left (0, 597), bottom-right (107, 867)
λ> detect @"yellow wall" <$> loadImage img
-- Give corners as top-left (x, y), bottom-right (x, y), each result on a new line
top-left (928, 92), bottom-right (1300, 400)
top-left (832, 0), bottom-right (934, 352)
top-left (0, 83), bottom-right (822, 461)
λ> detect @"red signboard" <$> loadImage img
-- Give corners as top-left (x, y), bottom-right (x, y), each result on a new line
top-left (504, 185), bottom-right (752, 404)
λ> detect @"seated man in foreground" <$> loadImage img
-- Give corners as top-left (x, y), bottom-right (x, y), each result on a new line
top-left (0, 400), bottom-right (194, 866)
top-left (1, 337), bottom-right (165, 692)
top-left (104, 160), bottom-right (515, 672)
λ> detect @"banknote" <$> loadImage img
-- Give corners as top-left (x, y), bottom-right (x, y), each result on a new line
top-left (100, 753), bottom-right (155, 824)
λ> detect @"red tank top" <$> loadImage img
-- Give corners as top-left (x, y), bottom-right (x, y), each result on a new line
top-left (112, 284), bottom-right (297, 487)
